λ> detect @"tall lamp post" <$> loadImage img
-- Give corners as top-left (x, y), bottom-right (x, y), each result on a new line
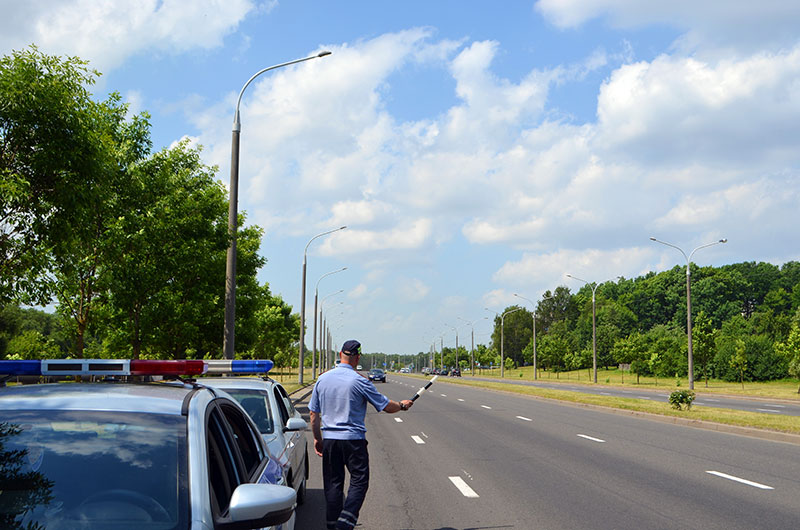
top-left (458, 317), bottom-right (487, 375)
top-left (224, 50), bottom-right (332, 360)
top-left (313, 267), bottom-right (346, 376)
top-left (486, 307), bottom-right (522, 378)
top-left (565, 275), bottom-right (620, 383)
top-left (513, 293), bottom-right (555, 380)
top-left (445, 324), bottom-right (459, 371)
top-left (650, 237), bottom-right (727, 390)
top-left (300, 227), bottom-right (346, 383)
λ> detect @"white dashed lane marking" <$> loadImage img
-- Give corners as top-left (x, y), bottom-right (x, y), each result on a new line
top-left (577, 434), bottom-right (606, 443)
top-left (394, 418), bottom-right (403, 422)
top-left (449, 476), bottom-right (480, 498)
top-left (706, 471), bottom-right (773, 490)
top-left (516, 416), bottom-right (532, 422)
top-left (411, 435), bottom-right (425, 444)
top-left (481, 405), bottom-right (492, 410)
top-left (457, 398), bottom-right (465, 402)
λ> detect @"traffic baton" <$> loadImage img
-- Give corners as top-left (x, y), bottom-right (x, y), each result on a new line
top-left (411, 375), bottom-right (439, 401)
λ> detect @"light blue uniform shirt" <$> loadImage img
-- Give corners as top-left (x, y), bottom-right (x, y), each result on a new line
top-left (309, 363), bottom-right (390, 440)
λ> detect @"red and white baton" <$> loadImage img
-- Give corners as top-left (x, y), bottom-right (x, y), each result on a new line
top-left (411, 375), bottom-right (439, 401)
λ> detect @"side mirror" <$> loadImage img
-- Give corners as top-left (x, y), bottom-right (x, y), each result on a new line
top-left (284, 417), bottom-right (307, 432)
top-left (226, 483), bottom-right (296, 528)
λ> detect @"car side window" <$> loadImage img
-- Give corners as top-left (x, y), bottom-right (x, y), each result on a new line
top-left (219, 401), bottom-right (265, 478)
top-left (273, 386), bottom-right (290, 427)
top-left (276, 384), bottom-right (296, 416)
top-left (207, 407), bottom-right (241, 515)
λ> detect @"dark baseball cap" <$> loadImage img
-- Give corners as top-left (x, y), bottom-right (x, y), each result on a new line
top-left (342, 340), bottom-right (361, 355)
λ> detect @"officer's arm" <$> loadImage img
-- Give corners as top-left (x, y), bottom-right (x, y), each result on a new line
top-left (383, 399), bottom-right (413, 413)
top-left (310, 410), bottom-right (324, 457)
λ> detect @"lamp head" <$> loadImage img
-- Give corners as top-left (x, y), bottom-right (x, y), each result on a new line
top-left (318, 50), bottom-right (332, 57)
top-left (719, 238), bottom-right (728, 243)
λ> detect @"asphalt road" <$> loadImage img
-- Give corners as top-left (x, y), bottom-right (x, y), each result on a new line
top-left (294, 374), bottom-right (800, 530)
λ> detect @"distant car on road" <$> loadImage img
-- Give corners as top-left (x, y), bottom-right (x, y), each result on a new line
top-left (422, 367), bottom-right (432, 375)
top-left (368, 368), bottom-right (386, 383)
top-left (450, 368), bottom-right (461, 377)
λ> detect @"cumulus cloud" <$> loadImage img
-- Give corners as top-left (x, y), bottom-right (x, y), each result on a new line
top-left (0, 0), bottom-right (257, 73)
top-left (535, 0), bottom-right (800, 53)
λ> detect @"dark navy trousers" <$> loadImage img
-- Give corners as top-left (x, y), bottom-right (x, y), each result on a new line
top-left (322, 439), bottom-right (370, 530)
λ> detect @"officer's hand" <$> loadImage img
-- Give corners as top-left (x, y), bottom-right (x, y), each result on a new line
top-left (401, 399), bottom-right (414, 410)
top-left (314, 438), bottom-right (323, 457)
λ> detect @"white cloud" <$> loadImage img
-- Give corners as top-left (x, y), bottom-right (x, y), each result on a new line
top-left (535, 0), bottom-right (800, 53)
top-left (494, 247), bottom-right (656, 291)
top-left (0, 0), bottom-right (257, 72)
top-left (398, 278), bottom-right (430, 302)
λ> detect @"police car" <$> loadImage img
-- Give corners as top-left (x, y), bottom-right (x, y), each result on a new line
top-left (0, 358), bottom-right (296, 530)
top-left (201, 363), bottom-right (309, 506)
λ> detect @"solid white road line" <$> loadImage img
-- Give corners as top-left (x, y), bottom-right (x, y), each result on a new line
top-left (449, 476), bottom-right (480, 498)
top-left (577, 434), bottom-right (606, 443)
top-left (395, 418), bottom-right (403, 422)
top-left (411, 435), bottom-right (425, 444)
top-left (516, 416), bottom-right (532, 422)
top-left (481, 405), bottom-right (492, 409)
top-left (756, 408), bottom-right (782, 414)
top-left (706, 471), bottom-right (774, 490)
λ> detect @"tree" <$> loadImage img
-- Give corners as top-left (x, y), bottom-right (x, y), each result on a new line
top-left (1, 47), bottom-right (106, 305)
top-left (102, 140), bottom-right (229, 359)
top-left (693, 311), bottom-right (716, 387)
top-left (730, 339), bottom-right (748, 389)
top-left (775, 322), bottom-right (800, 393)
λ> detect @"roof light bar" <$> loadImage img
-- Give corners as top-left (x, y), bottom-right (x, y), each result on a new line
top-left (0, 359), bottom-right (208, 377)
top-left (205, 359), bottom-right (274, 375)
top-left (0, 360), bottom-right (42, 376)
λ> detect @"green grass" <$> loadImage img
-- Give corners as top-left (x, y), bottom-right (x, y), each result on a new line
top-left (406, 369), bottom-right (800, 436)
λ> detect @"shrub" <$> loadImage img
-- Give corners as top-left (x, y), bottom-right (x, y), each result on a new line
top-left (669, 389), bottom-right (696, 410)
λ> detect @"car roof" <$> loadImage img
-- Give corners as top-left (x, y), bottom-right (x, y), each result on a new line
top-left (0, 381), bottom-right (200, 415)
top-left (199, 376), bottom-right (278, 391)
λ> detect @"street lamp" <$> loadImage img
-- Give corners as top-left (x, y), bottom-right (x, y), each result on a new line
top-left (223, 50), bottom-right (332, 360)
top-left (445, 324), bottom-right (459, 372)
top-left (650, 236), bottom-right (728, 389)
top-left (565, 275), bottom-right (620, 383)
top-left (458, 317), bottom-right (487, 375)
top-left (313, 267), bottom-right (346, 377)
top-left (485, 307), bottom-right (522, 378)
top-left (300, 227), bottom-right (346, 383)
top-left (513, 293), bottom-right (554, 381)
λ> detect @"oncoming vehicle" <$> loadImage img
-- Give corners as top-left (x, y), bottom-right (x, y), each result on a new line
top-left (0, 358), bottom-right (296, 530)
top-left (202, 361), bottom-right (309, 505)
top-left (368, 368), bottom-right (386, 383)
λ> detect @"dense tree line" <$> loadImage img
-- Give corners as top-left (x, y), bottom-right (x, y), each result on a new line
top-left (1, 47), bottom-right (299, 361)
top-left (483, 263), bottom-right (800, 387)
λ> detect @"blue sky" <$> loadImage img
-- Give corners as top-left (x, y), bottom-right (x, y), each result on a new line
top-left (3, 1), bottom-right (800, 356)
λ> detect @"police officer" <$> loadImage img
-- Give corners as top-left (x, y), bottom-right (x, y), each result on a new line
top-left (309, 339), bottom-right (413, 530)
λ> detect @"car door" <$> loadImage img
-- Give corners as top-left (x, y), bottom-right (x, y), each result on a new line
top-left (207, 399), bottom-right (285, 528)
top-left (272, 384), bottom-right (304, 489)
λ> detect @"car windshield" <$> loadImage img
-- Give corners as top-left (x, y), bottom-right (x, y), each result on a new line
top-left (220, 389), bottom-right (275, 434)
top-left (369, 370), bottom-right (383, 375)
top-left (0, 410), bottom-right (186, 530)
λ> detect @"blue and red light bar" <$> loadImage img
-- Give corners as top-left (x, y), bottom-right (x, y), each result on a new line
top-left (205, 359), bottom-right (274, 375)
top-left (0, 359), bottom-right (208, 377)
